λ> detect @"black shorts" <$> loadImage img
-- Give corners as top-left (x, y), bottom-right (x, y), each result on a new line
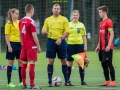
top-left (46, 38), bottom-right (67, 59)
top-left (67, 44), bottom-right (84, 61)
top-left (98, 50), bottom-right (113, 62)
top-left (6, 42), bottom-right (21, 60)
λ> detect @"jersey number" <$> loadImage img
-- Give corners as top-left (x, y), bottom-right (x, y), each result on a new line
top-left (22, 25), bottom-right (26, 34)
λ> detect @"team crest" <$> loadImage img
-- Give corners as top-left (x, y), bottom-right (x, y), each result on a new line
top-left (77, 28), bottom-right (80, 33)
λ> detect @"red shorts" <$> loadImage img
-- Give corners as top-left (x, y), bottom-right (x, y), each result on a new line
top-left (20, 48), bottom-right (37, 61)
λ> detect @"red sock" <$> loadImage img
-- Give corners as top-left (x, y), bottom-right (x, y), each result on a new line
top-left (21, 64), bottom-right (27, 86)
top-left (29, 64), bottom-right (35, 86)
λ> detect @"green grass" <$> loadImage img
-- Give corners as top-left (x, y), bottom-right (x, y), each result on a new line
top-left (0, 51), bottom-right (120, 90)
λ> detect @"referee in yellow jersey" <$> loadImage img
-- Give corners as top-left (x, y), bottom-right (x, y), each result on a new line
top-left (67, 10), bottom-right (87, 85)
top-left (42, 4), bottom-right (73, 87)
top-left (5, 8), bottom-right (22, 87)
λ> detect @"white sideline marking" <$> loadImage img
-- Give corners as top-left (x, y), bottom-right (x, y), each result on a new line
top-left (0, 84), bottom-right (119, 90)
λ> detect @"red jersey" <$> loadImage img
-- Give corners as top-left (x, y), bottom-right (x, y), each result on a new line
top-left (19, 16), bottom-right (37, 49)
top-left (98, 18), bottom-right (114, 50)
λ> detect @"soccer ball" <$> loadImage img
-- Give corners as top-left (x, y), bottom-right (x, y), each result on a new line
top-left (52, 76), bottom-right (62, 86)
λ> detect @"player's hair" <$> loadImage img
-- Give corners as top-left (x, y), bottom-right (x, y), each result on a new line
top-left (25, 4), bottom-right (34, 13)
top-left (97, 6), bottom-right (108, 14)
top-left (70, 10), bottom-right (80, 21)
top-left (8, 8), bottom-right (18, 26)
top-left (52, 3), bottom-right (61, 9)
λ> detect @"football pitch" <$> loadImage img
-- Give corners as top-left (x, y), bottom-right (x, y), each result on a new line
top-left (0, 50), bottom-right (120, 90)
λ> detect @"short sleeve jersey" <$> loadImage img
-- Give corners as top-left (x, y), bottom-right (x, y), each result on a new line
top-left (99, 18), bottom-right (114, 50)
top-left (19, 16), bottom-right (37, 49)
top-left (67, 21), bottom-right (86, 44)
top-left (42, 15), bottom-right (70, 40)
top-left (5, 20), bottom-right (20, 42)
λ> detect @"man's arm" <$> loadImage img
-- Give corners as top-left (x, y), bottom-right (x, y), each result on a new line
top-left (61, 17), bottom-right (70, 40)
top-left (61, 32), bottom-right (69, 40)
top-left (108, 30), bottom-right (114, 46)
top-left (105, 30), bottom-right (114, 52)
top-left (55, 17), bottom-right (69, 45)
top-left (42, 30), bottom-right (48, 35)
top-left (42, 19), bottom-right (48, 35)
top-left (105, 20), bottom-right (114, 52)
top-left (55, 32), bottom-right (69, 45)
top-left (32, 32), bottom-right (41, 53)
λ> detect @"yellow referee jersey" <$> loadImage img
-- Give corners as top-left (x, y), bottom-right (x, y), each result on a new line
top-left (42, 15), bottom-right (69, 40)
top-left (5, 20), bottom-right (20, 42)
top-left (67, 21), bottom-right (86, 44)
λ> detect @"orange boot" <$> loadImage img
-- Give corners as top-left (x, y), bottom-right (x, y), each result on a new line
top-left (108, 81), bottom-right (116, 87)
top-left (100, 81), bottom-right (111, 86)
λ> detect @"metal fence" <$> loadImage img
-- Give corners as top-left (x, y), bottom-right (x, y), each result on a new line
top-left (0, 0), bottom-right (120, 52)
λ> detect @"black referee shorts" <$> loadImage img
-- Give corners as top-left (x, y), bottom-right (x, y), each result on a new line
top-left (98, 50), bottom-right (113, 62)
top-left (6, 42), bottom-right (21, 60)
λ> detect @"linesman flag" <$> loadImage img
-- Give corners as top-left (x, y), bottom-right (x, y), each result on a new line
top-left (72, 52), bottom-right (86, 69)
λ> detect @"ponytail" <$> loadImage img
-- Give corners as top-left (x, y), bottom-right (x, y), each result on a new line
top-left (7, 8), bottom-right (18, 26)
top-left (8, 9), bottom-right (14, 26)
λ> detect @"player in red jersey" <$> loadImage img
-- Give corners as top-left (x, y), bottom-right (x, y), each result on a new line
top-left (19, 4), bottom-right (41, 89)
top-left (95, 6), bottom-right (116, 87)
